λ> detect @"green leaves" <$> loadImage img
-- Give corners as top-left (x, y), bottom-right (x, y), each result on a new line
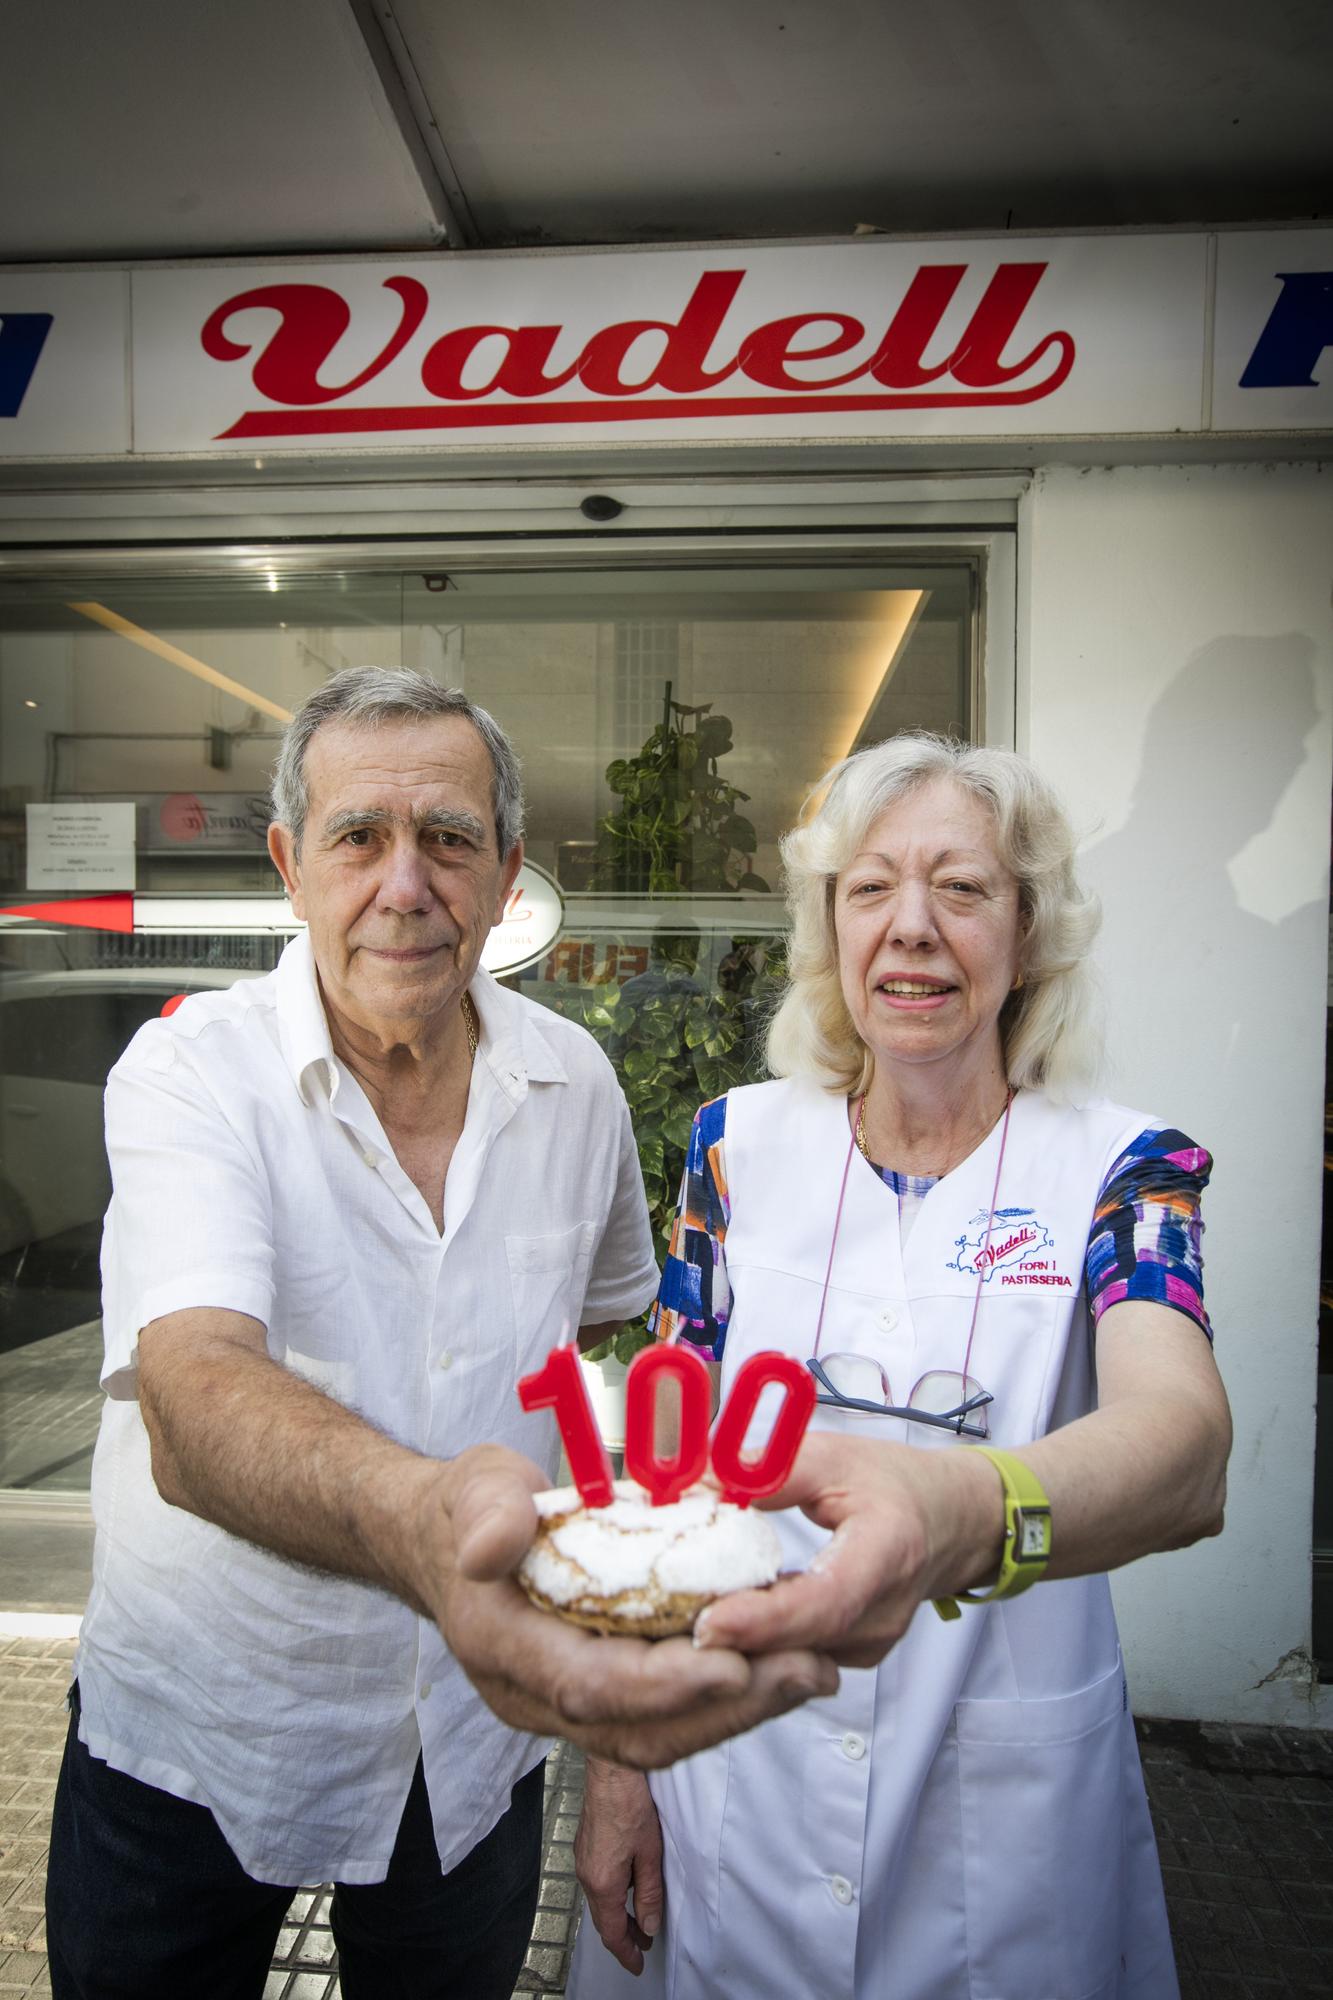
top-left (590, 689), bottom-right (759, 896)
top-left (695, 714), bottom-right (734, 758)
top-left (571, 935), bottom-right (787, 1367)
top-left (662, 1102), bottom-right (697, 1149)
top-left (574, 683), bottom-right (786, 1363)
top-left (614, 1320), bottom-right (652, 1365)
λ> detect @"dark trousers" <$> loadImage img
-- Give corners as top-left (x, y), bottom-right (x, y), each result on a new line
top-left (45, 1685), bottom-right (543, 2000)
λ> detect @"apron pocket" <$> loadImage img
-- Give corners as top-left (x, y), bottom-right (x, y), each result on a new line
top-left (955, 1656), bottom-right (1126, 2000)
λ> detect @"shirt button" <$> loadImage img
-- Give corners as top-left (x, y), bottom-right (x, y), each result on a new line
top-left (437, 1352), bottom-right (453, 1371)
top-left (419, 1682), bottom-right (432, 1700)
top-left (841, 1732), bottom-right (867, 1761)
top-left (877, 1307), bottom-right (897, 1331)
top-left (829, 1875), bottom-right (855, 1906)
top-left (361, 1149), bottom-right (378, 1167)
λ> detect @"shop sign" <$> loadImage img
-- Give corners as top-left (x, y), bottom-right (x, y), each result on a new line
top-left (0, 270), bottom-right (129, 455)
top-left (1, 231), bottom-right (1330, 458)
top-left (130, 236), bottom-right (1205, 445)
top-left (479, 861), bottom-right (564, 975)
top-left (1212, 232), bottom-right (1333, 431)
top-left (147, 792), bottom-right (271, 851)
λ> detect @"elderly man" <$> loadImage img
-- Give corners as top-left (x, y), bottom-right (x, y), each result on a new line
top-left (45, 668), bottom-right (832, 2000)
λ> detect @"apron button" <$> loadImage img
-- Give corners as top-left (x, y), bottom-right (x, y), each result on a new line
top-left (877, 1307), bottom-right (897, 1331)
top-left (840, 1732), bottom-right (867, 1761)
top-left (829, 1875), bottom-right (855, 1906)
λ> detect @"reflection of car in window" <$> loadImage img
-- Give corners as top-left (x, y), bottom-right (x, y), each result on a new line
top-left (0, 969), bottom-right (261, 1259)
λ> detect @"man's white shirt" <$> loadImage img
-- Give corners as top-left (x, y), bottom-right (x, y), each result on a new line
top-left (79, 932), bottom-right (657, 1884)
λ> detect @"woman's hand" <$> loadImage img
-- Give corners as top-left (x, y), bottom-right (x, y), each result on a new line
top-left (576, 1758), bottom-right (665, 1975)
top-left (694, 1434), bottom-right (1001, 1667)
top-left (695, 1303), bottom-right (1231, 1668)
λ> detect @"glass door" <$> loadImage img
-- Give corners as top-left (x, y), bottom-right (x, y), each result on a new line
top-left (0, 549), bottom-right (983, 1493)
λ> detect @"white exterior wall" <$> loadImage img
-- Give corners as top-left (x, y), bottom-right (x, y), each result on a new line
top-left (1019, 461), bottom-right (1333, 1725)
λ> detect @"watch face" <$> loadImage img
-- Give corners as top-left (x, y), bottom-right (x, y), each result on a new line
top-left (1018, 1510), bottom-right (1051, 1559)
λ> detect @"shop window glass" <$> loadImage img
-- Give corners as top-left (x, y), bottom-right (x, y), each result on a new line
top-left (0, 556), bottom-right (978, 1488)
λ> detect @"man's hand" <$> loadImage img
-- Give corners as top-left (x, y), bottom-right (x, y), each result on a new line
top-left (432, 1447), bottom-right (839, 1768)
top-left (576, 1760), bottom-right (663, 1975)
top-left (137, 1318), bottom-right (836, 1768)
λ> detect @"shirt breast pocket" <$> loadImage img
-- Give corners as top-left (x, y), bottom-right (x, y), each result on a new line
top-left (505, 1221), bottom-right (597, 1363)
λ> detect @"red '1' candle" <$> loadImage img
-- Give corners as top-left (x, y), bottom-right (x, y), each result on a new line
top-left (709, 1353), bottom-right (816, 1507)
top-left (623, 1343), bottom-right (712, 1505)
top-left (517, 1344), bottom-right (615, 1508)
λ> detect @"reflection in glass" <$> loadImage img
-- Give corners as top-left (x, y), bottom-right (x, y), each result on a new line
top-left (0, 558), bottom-right (976, 1484)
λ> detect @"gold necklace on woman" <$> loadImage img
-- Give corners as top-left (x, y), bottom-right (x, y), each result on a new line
top-left (854, 1088), bottom-right (1012, 1176)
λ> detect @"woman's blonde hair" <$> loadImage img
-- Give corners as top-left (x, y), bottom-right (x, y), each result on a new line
top-left (766, 733), bottom-right (1102, 1100)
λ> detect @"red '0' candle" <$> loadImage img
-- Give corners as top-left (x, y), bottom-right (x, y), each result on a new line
top-left (517, 1344), bottom-right (615, 1508)
top-left (709, 1353), bottom-right (817, 1507)
top-left (623, 1343), bottom-right (712, 1505)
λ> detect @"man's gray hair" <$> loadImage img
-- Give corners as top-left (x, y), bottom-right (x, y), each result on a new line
top-left (270, 667), bottom-right (525, 856)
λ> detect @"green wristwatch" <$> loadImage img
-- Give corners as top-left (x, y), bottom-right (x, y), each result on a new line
top-left (932, 1447), bottom-right (1053, 1622)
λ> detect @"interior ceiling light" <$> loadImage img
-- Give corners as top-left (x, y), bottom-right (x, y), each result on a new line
top-left (67, 602), bottom-right (293, 723)
top-left (837, 590), bottom-right (927, 760)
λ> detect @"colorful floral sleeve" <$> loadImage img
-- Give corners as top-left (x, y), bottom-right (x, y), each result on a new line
top-left (1085, 1127), bottom-right (1212, 1337)
top-left (648, 1095), bottom-right (732, 1361)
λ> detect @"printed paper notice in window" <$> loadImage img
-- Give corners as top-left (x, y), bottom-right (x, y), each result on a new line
top-left (26, 803), bottom-right (136, 892)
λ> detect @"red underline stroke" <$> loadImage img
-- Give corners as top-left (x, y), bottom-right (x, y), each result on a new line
top-left (218, 375), bottom-right (1073, 440)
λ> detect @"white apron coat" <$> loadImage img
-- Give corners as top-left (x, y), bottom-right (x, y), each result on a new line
top-left (570, 1082), bottom-right (1180, 2000)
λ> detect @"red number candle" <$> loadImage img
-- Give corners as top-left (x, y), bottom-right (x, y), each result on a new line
top-left (709, 1353), bottom-right (817, 1507)
top-left (623, 1343), bottom-right (712, 1506)
top-left (517, 1344), bottom-right (615, 1508)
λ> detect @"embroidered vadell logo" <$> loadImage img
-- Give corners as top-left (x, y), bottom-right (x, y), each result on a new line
top-left (948, 1207), bottom-right (1069, 1286)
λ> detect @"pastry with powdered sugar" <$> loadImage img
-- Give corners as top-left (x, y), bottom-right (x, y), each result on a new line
top-left (517, 1480), bottom-right (783, 1637)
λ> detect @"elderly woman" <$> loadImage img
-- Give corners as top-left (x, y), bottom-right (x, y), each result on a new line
top-left (570, 733), bottom-right (1231, 2000)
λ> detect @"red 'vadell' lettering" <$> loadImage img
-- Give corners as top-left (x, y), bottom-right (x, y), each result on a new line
top-left (201, 278), bottom-right (429, 405)
top-left (975, 1226), bottom-right (1038, 1270)
top-left (204, 263), bottom-right (1076, 437)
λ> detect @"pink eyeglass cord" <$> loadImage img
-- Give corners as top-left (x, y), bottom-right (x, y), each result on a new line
top-left (813, 1092), bottom-right (1015, 1398)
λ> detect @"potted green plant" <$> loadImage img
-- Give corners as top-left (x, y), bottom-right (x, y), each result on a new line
top-left (576, 693), bottom-right (784, 1367)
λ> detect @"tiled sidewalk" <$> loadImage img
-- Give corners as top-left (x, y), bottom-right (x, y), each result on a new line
top-left (3, 1635), bottom-right (1330, 1998)
top-left (259, 1740), bottom-right (586, 1999)
top-left (0, 1637), bottom-right (586, 2000)
top-left (1137, 1716), bottom-right (1333, 1999)
top-left (0, 1638), bottom-right (66, 1999)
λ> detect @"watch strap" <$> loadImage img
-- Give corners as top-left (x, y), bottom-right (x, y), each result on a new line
top-left (932, 1447), bottom-right (1053, 1622)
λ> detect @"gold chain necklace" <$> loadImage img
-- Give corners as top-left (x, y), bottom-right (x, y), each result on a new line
top-left (854, 1088), bottom-right (1012, 1174)
top-left (463, 991), bottom-right (478, 1061)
